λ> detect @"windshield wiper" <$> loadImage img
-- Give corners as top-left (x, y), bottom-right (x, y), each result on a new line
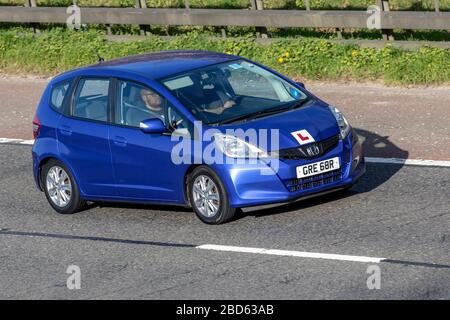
top-left (216, 98), bottom-right (312, 125)
top-left (216, 113), bottom-right (255, 125)
top-left (287, 98), bottom-right (312, 110)
top-left (217, 106), bottom-right (289, 125)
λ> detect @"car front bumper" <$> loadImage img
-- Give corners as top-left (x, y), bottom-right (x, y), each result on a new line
top-left (211, 131), bottom-right (365, 208)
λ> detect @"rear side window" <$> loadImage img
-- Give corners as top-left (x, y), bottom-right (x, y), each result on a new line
top-left (50, 81), bottom-right (70, 112)
top-left (72, 78), bottom-right (110, 122)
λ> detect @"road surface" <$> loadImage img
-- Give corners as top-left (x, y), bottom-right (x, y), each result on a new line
top-left (0, 144), bottom-right (449, 299)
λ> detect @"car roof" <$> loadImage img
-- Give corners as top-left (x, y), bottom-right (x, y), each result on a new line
top-left (66, 50), bottom-right (240, 81)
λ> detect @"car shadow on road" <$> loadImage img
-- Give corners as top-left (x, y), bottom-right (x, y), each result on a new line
top-left (243, 128), bottom-right (409, 219)
top-left (89, 201), bottom-right (192, 213)
top-left (356, 128), bottom-right (409, 159)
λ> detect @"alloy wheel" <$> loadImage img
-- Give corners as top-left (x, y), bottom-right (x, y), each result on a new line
top-left (46, 166), bottom-right (72, 208)
top-left (192, 175), bottom-right (220, 218)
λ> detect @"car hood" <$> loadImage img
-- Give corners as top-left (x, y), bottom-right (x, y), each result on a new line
top-left (216, 101), bottom-right (340, 152)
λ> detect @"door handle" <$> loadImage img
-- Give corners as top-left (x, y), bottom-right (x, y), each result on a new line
top-left (59, 125), bottom-right (72, 136)
top-left (113, 136), bottom-right (127, 147)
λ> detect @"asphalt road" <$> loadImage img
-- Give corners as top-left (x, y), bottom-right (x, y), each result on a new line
top-left (0, 144), bottom-right (449, 299)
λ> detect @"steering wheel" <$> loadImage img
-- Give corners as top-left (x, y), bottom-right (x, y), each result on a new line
top-left (172, 118), bottom-right (184, 128)
top-left (167, 107), bottom-right (185, 130)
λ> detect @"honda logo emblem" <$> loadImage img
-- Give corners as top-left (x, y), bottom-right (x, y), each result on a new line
top-left (305, 145), bottom-right (320, 157)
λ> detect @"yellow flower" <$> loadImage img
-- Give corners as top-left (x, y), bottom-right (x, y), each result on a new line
top-left (278, 57), bottom-right (284, 63)
top-left (351, 50), bottom-right (358, 57)
top-left (284, 52), bottom-right (290, 57)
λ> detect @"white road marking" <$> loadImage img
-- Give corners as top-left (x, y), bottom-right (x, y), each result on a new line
top-left (197, 244), bottom-right (386, 263)
top-left (0, 137), bottom-right (449, 168)
top-left (0, 138), bottom-right (34, 145)
top-left (20, 140), bottom-right (35, 145)
top-left (366, 157), bottom-right (450, 168)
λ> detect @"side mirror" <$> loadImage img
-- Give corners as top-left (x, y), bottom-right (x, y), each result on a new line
top-left (296, 82), bottom-right (305, 89)
top-left (140, 118), bottom-right (166, 134)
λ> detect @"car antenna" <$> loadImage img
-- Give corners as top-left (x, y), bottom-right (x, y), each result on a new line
top-left (93, 49), bottom-right (105, 63)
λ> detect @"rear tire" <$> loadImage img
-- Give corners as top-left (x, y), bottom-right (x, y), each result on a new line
top-left (41, 159), bottom-right (86, 214)
top-left (189, 166), bottom-right (236, 224)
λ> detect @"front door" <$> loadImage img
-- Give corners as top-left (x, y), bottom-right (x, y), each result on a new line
top-left (109, 79), bottom-right (190, 203)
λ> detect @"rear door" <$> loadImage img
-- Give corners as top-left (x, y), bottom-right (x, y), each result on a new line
top-left (57, 77), bottom-right (116, 197)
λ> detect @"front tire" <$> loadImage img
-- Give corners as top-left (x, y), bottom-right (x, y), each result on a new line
top-left (41, 159), bottom-right (86, 214)
top-left (189, 166), bottom-right (236, 224)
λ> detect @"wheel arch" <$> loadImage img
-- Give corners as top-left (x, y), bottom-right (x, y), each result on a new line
top-left (183, 163), bottom-right (232, 207)
top-left (37, 156), bottom-right (80, 193)
top-left (183, 164), bottom-right (200, 207)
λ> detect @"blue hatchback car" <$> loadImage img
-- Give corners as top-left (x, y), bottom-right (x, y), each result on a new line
top-left (32, 50), bottom-right (365, 224)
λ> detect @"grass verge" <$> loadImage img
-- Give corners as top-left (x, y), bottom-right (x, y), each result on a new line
top-left (0, 29), bottom-right (448, 85)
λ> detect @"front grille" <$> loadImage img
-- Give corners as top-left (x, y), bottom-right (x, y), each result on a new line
top-left (284, 168), bottom-right (342, 192)
top-left (278, 134), bottom-right (339, 160)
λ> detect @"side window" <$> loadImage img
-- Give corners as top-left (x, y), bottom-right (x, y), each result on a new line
top-left (50, 81), bottom-right (70, 112)
top-left (72, 78), bottom-right (110, 122)
top-left (115, 80), bottom-right (165, 128)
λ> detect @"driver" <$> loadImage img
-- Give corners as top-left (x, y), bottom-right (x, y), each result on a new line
top-left (140, 88), bottom-right (165, 120)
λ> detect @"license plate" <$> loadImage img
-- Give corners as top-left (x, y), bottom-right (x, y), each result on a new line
top-left (296, 157), bottom-right (340, 178)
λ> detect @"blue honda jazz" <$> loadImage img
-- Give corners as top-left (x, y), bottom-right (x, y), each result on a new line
top-left (32, 50), bottom-right (365, 224)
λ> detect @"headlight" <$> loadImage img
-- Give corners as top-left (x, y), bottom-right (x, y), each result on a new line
top-left (214, 134), bottom-right (269, 159)
top-left (329, 106), bottom-right (351, 139)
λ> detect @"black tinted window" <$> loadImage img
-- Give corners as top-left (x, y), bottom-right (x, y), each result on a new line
top-left (50, 81), bottom-right (70, 112)
top-left (73, 78), bottom-right (110, 122)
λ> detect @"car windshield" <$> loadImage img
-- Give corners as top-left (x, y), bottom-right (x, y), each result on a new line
top-left (160, 59), bottom-right (310, 125)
